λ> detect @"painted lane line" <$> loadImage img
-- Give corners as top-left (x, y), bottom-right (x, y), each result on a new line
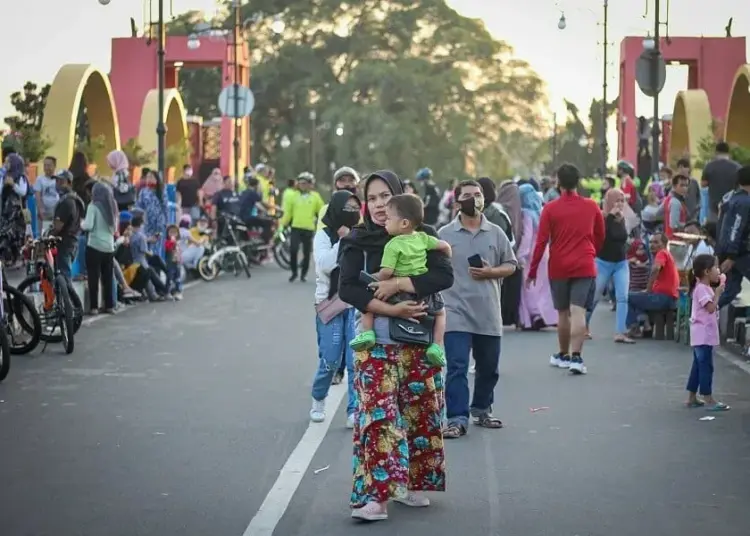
top-left (243, 382), bottom-right (347, 536)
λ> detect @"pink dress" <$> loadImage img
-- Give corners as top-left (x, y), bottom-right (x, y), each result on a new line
top-left (517, 212), bottom-right (558, 328)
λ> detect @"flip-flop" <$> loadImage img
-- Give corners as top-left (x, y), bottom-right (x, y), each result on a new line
top-left (706, 402), bottom-right (731, 412)
top-left (614, 337), bottom-right (635, 344)
top-left (685, 400), bottom-right (705, 408)
top-left (442, 424), bottom-right (467, 439)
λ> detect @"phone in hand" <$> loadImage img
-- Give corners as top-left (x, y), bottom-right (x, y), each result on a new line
top-left (359, 271), bottom-right (379, 286)
top-left (468, 254), bottom-right (483, 269)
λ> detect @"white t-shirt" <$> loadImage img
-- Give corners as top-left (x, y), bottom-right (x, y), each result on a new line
top-left (33, 175), bottom-right (59, 219)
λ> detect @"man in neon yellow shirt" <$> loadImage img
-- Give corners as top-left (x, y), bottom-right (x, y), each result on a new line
top-left (317, 166), bottom-right (361, 230)
top-left (281, 171), bottom-right (325, 282)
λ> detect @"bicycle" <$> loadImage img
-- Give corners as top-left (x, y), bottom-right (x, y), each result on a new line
top-left (2, 264), bottom-right (42, 355)
top-left (17, 236), bottom-right (81, 354)
top-left (272, 226), bottom-right (292, 270)
top-left (0, 264), bottom-right (13, 382)
top-left (197, 213), bottom-right (252, 281)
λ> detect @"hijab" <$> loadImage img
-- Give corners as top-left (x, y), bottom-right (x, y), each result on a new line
top-left (92, 181), bottom-right (117, 229)
top-left (602, 187), bottom-right (625, 216)
top-left (519, 183), bottom-right (542, 229)
top-left (477, 177), bottom-right (497, 204)
top-left (107, 150), bottom-right (129, 173)
top-left (497, 181), bottom-right (522, 246)
top-left (202, 171), bottom-right (223, 198)
top-left (321, 190), bottom-right (360, 246)
top-left (339, 170), bottom-right (404, 254)
top-left (5, 153), bottom-right (25, 180)
top-left (628, 238), bottom-right (649, 263)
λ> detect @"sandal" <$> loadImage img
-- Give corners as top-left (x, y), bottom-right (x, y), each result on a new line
top-left (473, 413), bottom-right (504, 429)
top-left (706, 402), bottom-right (731, 412)
top-left (442, 423), bottom-right (466, 439)
top-left (614, 336), bottom-right (635, 344)
top-left (685, 400), bottom-right (705, 408)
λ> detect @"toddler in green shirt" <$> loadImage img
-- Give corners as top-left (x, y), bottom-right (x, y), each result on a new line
top-left (350, 194), bottom-right (451, 367)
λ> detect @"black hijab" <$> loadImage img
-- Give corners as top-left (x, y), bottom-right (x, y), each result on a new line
top-left (477, 177), bottom-right (497, 204)
top-left (321, 190), bottom-right (358, 246)
top-left (339, 170), bottom-right (404, 254)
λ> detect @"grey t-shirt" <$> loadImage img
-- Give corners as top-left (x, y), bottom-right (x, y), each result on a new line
top-left (438, 215), bottom-right (517, 337)
top-left (34, 175), bottom-right (59, 219)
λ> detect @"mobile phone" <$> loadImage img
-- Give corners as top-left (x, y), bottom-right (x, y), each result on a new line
top-left (359, 271), bottom-right (379, 286)
top-left (468, 254), bottom-right (483, 268)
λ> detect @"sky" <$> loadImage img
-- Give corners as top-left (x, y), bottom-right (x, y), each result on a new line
top-left (2, 0), bottom-right (748, 152)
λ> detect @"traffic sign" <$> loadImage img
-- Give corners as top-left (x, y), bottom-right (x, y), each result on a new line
top-left (636, 50), bottom-right (666, 97)
top-left (218, 84), bottom-right (255, 118)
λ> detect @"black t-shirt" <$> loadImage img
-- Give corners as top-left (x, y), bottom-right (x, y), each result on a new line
top-left (705, 158), bottom-right (741, 216)
top-left (212, 188), bottom-right (241, 216)
top-left (240, 189), bottom-right (262, 218)
top-left (597, 214), bottom-right (628, 262)
top-left (53, 194), bottom-right (82, 249)
top-left (176, 177), bottom-right (201, 207)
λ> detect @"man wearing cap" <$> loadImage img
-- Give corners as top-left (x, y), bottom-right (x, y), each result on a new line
top-left (415, 167), bottom-right (441, 226)
top-left (317, 166), bottom-right (361, 231)
top-left (616, 160), bottom-right (639, 211)
top-left (51, 170), bottom-right (84, 311)
top-left (280, 172), bottom-right (325, 282)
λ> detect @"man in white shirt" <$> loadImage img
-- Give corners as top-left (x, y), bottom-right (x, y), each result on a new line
top-left (34, 156), bottom-right (60, 235)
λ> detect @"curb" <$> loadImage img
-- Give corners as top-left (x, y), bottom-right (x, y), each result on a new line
top-left (715, 344), bottom-right (750, 376)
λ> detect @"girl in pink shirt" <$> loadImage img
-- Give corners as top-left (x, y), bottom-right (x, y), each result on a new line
top-left (686, 254), bottom-right (730, 411)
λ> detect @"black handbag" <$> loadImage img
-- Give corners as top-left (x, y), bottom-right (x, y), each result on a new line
top-left (388, 314), bottom-right (434, 346)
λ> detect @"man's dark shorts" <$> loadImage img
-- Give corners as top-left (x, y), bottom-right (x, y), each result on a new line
top-left (550, 277), bottom-right (595, 311)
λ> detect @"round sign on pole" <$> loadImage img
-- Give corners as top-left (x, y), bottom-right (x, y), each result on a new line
top-left (636, 50), bottom-right (666, 98)
top-left (218, 84), bottom-right (255, 118)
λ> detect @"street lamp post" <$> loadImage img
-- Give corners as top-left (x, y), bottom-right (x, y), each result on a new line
top-left (650, 0), bottom-right (661, 176)
top-left (101, 0), bottom-right (166, 177)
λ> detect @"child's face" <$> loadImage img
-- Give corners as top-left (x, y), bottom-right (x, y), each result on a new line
top-left (636, 244), bottom-right (646, 257)
top-left (384, 205), bottom-right (409, 236)
top-left (123, 225), bottom-right (132, 237)
top-left (706, 261), bottom-right (720, 283)
top-left (168, 228), bottom-right (178, 239)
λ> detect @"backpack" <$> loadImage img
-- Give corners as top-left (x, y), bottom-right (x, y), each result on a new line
top-left (112, 169), bottom-right (136, 207)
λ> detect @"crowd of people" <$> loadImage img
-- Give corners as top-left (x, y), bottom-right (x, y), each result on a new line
top-left (302, 144), bottom-right (748, 523)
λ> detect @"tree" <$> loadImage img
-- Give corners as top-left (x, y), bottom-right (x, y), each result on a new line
top-left (169, 0), bottom-right (548, 183)
top-left (4, 82), bottom-right (50, 132)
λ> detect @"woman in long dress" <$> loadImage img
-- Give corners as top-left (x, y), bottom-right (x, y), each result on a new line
top-left (517, 183), bottom-right (557, 329)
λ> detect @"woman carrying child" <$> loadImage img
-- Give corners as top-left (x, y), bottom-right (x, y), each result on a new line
top-left (686, 254), bottom-right (730, 411)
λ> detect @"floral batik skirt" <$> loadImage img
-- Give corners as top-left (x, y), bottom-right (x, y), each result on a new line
top-left (350, 343), bottom-right (446, 508)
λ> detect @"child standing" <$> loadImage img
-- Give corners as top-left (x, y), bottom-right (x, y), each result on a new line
top-left (686, 254), bottom-right (730, 411)
top-left (349, 194), bottom-right (452, 367)
top-left (164, 224), bottom-right (183, 300)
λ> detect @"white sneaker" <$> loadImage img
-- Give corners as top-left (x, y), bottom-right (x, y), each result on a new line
top-left (172, 292), bottom-right (183, 301)
top-left (550, 353), bottom-right (570, 368)
top-left (394, 492), bottom-right (430, 507)
top-left (351, 502), bottom-right (388, 521)
top-left (345, 414), bottom-right (355, 429)
top-left (568, 357), bottom-right (587, 375)
top-left (309, 399), bottom-right (325, 422)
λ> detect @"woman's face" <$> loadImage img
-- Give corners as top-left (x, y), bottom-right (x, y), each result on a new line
top-left (612, 195), bottom-right (625, 212)
top-left (146, 172), bottom-right (158, 187)
top-left (211, 168), bottom-right (221, 179)
top-left (365, 178), bottom-right (393, 226)
top-left (404, 184), bottom-right (416, 195)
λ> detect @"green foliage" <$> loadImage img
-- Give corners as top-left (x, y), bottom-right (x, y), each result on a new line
top-left (694, 125), bottom-right (750, 168)
top-left (75, 134), bottom-right (107, 164)
top-left (122, 138), bottom-right (155, 167)
top-left (166, 139), bottom-right (193, 169)
top-left (167, 0), bottom-right (548, 181)
top-left (1, 129), bottom-right (52, 163)
top-left (3, 81), bottom-right (50, 132)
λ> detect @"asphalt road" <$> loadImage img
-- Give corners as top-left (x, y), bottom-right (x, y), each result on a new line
top-left (1, 265), bottom-right (749, 536)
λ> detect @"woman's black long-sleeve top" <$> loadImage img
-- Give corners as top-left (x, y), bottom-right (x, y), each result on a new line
top-left (338, 225), bottom-right (454, 313)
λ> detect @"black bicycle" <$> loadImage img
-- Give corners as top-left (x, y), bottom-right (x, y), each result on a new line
top-left (0, 264), bottom-right (13, 382)
top-left (2, 265), bottom-right (41, 355)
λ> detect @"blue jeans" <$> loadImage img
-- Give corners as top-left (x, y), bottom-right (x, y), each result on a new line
top-left (444, 332), bottom-right (501, 427)
top-left (166, 263), bottom-right (182, 293)
top-left (312, 308), bottom-right (356, 416)
top-left (586, 258), bottom-right (630, 333)
top-left (626, 292), bottom-right (676, 327)
top-left (686, 345), bottom-right (714, 396)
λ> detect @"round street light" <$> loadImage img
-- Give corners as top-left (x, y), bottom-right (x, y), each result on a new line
top-left (271, 15), bottom-right (286, 34)
top-left (335, 123), bottom-right (344, 137)
top-left (557, 13), bottom-right (567, 30)
top-left (643, 33), bottom-right (655, 51)
top-left (578, 136), bottom-right (589, 148)
top-left (98, 0), bottom-right (111, 4)
top-left (187, 34), bottom-right (200, 49)
top-left (280, 135), bottom-right (291, 149)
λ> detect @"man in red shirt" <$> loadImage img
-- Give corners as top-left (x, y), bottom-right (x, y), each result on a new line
top-left (528, 164), bottom-right (605, 374)
top-left (617, 160), bottom-right (638, 209)
top-left (625, 232), bottom-right (679, 335)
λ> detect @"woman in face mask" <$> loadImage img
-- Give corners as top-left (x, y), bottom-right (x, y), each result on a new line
top-left (308, 190), bottom-right (362, 427)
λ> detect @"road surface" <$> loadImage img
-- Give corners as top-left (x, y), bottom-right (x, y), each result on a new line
top-left (1, 265), bottom-right (749, 536)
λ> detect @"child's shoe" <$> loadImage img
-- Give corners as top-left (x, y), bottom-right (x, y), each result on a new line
top-left (425, 343), bottom-right (446, 367)
top-left (350, 330), bottom-right (376, 351)
top-left (172, 292), bottom-right (183, 301)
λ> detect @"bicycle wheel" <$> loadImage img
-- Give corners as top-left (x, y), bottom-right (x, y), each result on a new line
top-left (55, 274), bottom-right (75, 355)
top-left (197, 256), bottom-right (219, 281)
top-left (18, 274), bottom-right (82, 342)
top-left (273, 241), bottom-right (291, 270)
top-left (238, 251), bottom-right (252, 279)
top-left (4, 285), bottom-right (41, 355)
top-left (0, 326), bottom-right (10, 382)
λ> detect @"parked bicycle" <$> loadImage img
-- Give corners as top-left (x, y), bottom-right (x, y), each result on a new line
top-left (197, 213), bottom-right (252, 281)
top-left (0, 264), bottom-right (12, 382)
top-left (2, 264), bottom-right (41, 355)
top-left (272, 226), bottom-right (292, 270)
top-left (18, 236), bottom-right (82, 354)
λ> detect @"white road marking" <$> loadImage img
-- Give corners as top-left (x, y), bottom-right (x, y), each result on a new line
top-left (715, 345), bottom-right (750, 375)
top-left (243, 382), bottom-right (348, 536)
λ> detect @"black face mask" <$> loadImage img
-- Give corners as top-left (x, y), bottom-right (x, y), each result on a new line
top-left (459, 197), bottom-right (478, 217)
top-left (337, 186), bottom-right (357, 194)
top-left (341, 210), bottom-right (360, 228)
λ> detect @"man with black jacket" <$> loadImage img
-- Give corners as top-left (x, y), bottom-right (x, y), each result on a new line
top-left (717, 166), bottom-right (750, 308)
top-left (705, 142), bottom-right (741, 223)
top-left (416, 167), bottom-right (440, 226)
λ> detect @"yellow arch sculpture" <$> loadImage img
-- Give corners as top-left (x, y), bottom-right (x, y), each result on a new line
top-left (41, 64), bottom-right (121, 170)
top-left (670, 89), bottom-right (712, 168)
top-left (725, 64), bottom-right (750, 149)
top-left (138, 88), bottom-right (189, 170)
